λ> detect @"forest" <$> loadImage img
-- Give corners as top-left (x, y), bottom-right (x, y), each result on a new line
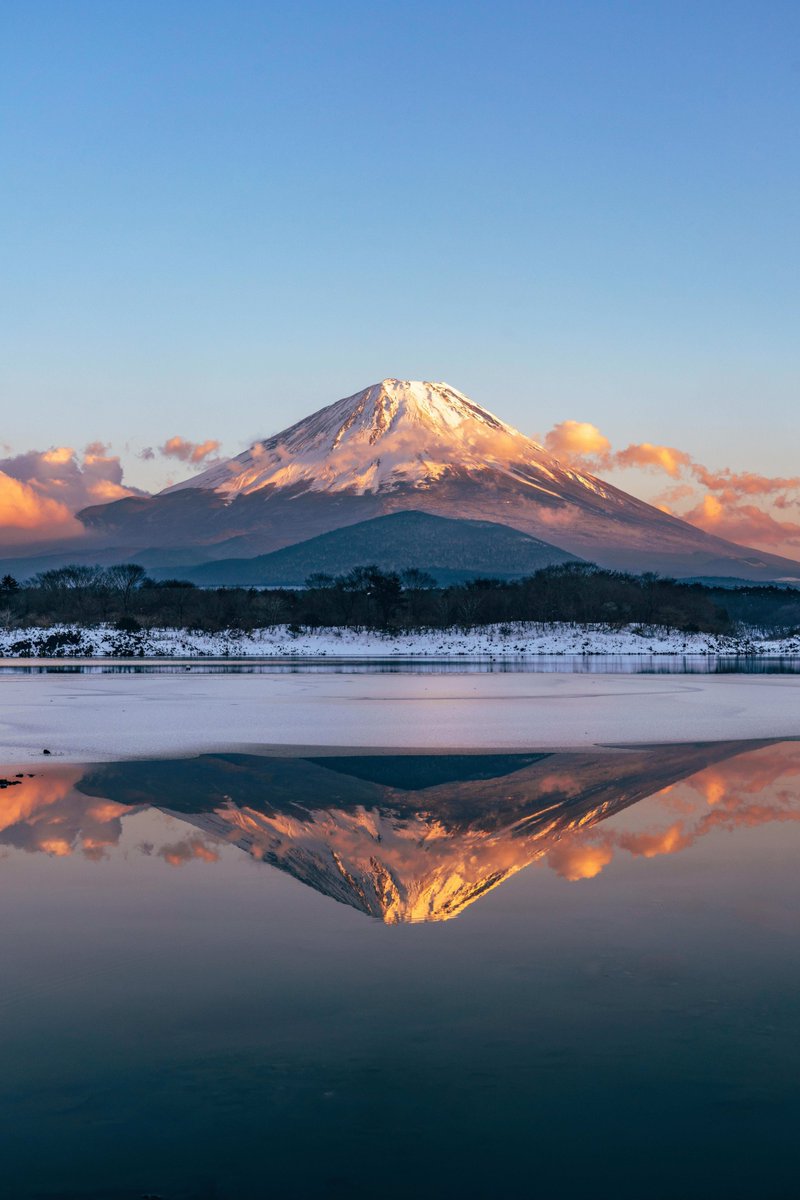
top-left (1, 561), bottom-right (799, 638)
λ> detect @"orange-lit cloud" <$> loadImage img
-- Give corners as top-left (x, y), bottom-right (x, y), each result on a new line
top-left (547, 836), bottom-right (614, 880)
top-left (544, 421), bottom-right (612, 466)
top-left (543, 743), bottom-right (800, 881)
top-left (614, 443), bottom-right (693, 478)
top-left (540, 419), bottom-right (800, 557)
top-left (681, 496), bottom-right (800, 550)
top-left (687, 742), bottom-right (800, 805)
top-left (158, 436), bottom-right (221, 466)
top-left (0, 472), bottom-right (83, 544)
top-left (157, 837), bottom-right (220, 867)
top-left (0, 773), bottom-right (228, 866)
top-left (0, 444), bottom-right (145, 546)
top-left (616, 821), bottom-right (693, 858)
top-left (0, 770), bottom-right (133, 859)
top-left (692, 769), bottom-right (727, 807)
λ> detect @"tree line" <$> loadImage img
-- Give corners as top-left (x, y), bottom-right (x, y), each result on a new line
top-left (2, 561), bottom-right (800, 635)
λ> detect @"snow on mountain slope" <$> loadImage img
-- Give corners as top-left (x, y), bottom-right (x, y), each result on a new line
top-left (162, 378), bottom-right (611, 502)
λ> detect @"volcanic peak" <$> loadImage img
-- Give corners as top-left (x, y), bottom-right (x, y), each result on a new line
top-left (161, 378), bottom-right (594, 500)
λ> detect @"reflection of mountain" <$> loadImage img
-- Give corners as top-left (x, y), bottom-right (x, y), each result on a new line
top-left (4, 742), bottom-right (797, 922)
top-left (73, 743), bottom-right (764, 923)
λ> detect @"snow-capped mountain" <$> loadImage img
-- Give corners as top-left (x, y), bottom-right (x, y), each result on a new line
top-left (162, 378), bottom-right (610, 503)
top-left (75, 378), bottom-right (800, 580)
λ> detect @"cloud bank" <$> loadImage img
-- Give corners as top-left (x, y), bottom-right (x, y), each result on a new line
top-left (0, 432), bottom-right (222, 546)
top-left (0, 444), bottom-right (145, 547)
top-left (541, 421), bottom-right (800, 555)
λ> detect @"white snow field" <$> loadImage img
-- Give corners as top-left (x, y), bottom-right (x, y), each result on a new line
top-left (1, 620), bottom-right (800, 659)
top-left (1, 671), bottom-right (799, 763)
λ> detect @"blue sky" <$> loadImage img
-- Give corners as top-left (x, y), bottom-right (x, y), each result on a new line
top-left (1, 0), bottom-right (799, 498)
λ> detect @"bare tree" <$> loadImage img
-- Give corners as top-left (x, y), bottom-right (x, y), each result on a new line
top-left (104, 563), bottom-right (148, 612)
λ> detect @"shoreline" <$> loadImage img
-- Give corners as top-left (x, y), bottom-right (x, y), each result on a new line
top-left (1, 671), bottom-right (799, 763)
top-left (1, 619), bottom-right (800, 660)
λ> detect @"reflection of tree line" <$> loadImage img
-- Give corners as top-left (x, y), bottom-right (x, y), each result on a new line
top-left (3, 562), bottom-right (800, 642)
top-left (2, 741), bottom-right (799, 921)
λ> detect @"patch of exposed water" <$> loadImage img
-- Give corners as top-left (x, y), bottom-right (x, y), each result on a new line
top-left (3, 653), bottom-right (800, 674)
top-left (1, 741), bottom-right (799, 1196)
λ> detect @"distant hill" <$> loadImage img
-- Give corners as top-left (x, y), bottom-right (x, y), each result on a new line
top-left (166, 511), bottom-right (581, 586)
top-left (680, 576), bottom-right (800, 590)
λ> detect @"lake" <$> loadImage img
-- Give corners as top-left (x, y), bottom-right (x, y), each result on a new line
top-left (1, 740), bottom-right (798, 1198)
top-left (3, 654), bottom-right (800, 675)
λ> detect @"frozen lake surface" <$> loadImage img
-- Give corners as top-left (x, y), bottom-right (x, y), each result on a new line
top-left (1, 740), bottom-right (799, 1198)
top-left (2, 670), bottom-right (800, 762)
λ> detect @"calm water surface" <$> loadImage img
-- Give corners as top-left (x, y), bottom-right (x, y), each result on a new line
top-left (3, 654), bottom-right (800, 674)
top-left (1, 741), bottom-right (799, 1198)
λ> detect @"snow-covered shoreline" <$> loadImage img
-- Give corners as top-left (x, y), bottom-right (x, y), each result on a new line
top-left (1, 620), bottom-right (799, 659)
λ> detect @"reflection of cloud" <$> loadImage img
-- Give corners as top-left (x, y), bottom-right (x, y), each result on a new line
top-left (615, 798), bottom-right (800, 867)
top-left (546, 838), bottom-right (613, 880)
top-left (157, 837), bottom-right (220, 867)
top-left (688, 741), bottom-right (800, 802)
top-left (546, 743), bottom-right (800, 879)
top-left (0, 773), bottom-right (223, 866)
top-left (691, 769), bottom-right (727, 807)
top-left (0, 770), bottom-right (132, 859)
top-left (616, 822), bottom-right (692, 858)
top-left (0, 769), bottom-right (82, 830)
top-left (0, 444), bottom-right (145, 545)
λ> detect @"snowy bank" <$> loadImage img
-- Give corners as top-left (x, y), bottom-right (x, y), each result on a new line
top-left (1, 621), bottom-right (800, 660)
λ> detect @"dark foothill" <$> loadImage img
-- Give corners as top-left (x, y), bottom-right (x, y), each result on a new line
top-left (0, 778), bottom-right (22, 788)
top-left (42, 748), bottom-right (51, 755)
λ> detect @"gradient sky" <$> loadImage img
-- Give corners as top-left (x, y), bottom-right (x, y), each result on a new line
top-left (1, 1), bottom-right (799, 548)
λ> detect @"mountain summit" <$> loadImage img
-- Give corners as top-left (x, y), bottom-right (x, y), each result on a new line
top-left (75, 377), bottom-right (800, 580)
top-left (162, 378), bottom-right (607, 501)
